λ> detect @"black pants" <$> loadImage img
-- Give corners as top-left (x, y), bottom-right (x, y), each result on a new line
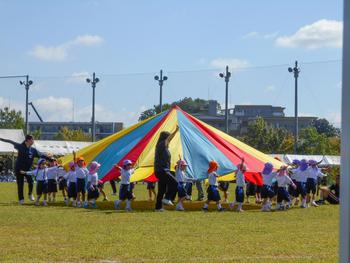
top-left (110, 180), bottom-right (117, 194)
top-left (16, 171), bottom-right (33, 201)
top-left (155, 171), bottom-right (177, 210)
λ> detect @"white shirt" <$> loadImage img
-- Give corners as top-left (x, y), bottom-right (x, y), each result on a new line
top-left (88, 172), bottom-right (99, 186)
top-left (47, 166), bottom-right (65, 180)
top-left (291, 168), bottom-right (308, 183)
top-left (75, 166), bottom-right (89, 179)
top-left (236, 170), bottom-right (245, 187)
top-left (65, 171), bottom-right (77, 183)
top-left (175, 168), bottom-right (190, 183)
top-left (262, 172), bottom-right (277, 186)
top-left (276, 174), bottom-right (293, 187)
top-left (307, 167), bottom-right (325, 180)
top-left (27, 168), bottom-right (47, 181)
top-left (120, 168), bottom-right (134, 185)
top-left (208, 172), bottom-right (218, 186)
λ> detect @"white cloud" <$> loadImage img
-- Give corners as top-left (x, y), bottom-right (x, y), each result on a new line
top-left (242, 31), bottom-right (278, 40)
top-left (34, 96), bottom-right (73, 121)
top-left (327, 111), bottom-right (341, 127)
top-left (0, 97), bottom-right (24, 112)
top-left (67, 71), bottom-right (90, 84)
top-left (210, 58), bottom-right (250, 71)
top-left (276, 19), bottom-right (342, 49)
top-left (264, 85), bottom-right (276, 93)
top-left (29, 34), bottom-right (104, 61)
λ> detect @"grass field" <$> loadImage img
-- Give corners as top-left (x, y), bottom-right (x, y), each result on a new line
top-left (0, 182), bottom-right (338, 263)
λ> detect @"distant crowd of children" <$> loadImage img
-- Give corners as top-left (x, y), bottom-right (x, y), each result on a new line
top-left (20, 154), bottom-right (339, 212)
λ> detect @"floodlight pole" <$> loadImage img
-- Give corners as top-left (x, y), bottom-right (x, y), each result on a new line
top-left (86, 72), bottom-right (100, 142)
top-left (154, 70), bottom-right (168, 113)
top-left (340, 1), bottom-right (350, 262)
top-left (219, 66), bottom-right (231, 134)
top-left (19, 75), bottom-right (33, 135)
top-left (288, 61), bottom-right (300, 154)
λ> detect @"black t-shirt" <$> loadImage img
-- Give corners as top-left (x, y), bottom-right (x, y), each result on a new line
top-left (154, 140), bottom-right (171, 173)
top-left (329, 184), bottom-right (339, 198)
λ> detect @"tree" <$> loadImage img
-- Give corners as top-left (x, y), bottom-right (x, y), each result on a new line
top-left (0, 107), bottom-right (24, 129)
top-left (298, 127), bottom-right (331, 155)
top-left (53, 127), bottom-right (91, 141)
top-left (311, 118), bottom-right (340, 137)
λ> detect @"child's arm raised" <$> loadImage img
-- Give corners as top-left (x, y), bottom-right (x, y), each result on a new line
top-left (165, 125), bottom-right (179, 146)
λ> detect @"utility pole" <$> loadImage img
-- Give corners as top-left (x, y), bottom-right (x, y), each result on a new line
top-left (19, 75), bottom-right (33, 135)
top-left (219, 66), bottom-right (231, 134)
top-left (288, 61), bottom-right (300, 154)
top-left (154, 70), bottom-right (168, 113)
top-left (86, 72), bottom-right (100, 142)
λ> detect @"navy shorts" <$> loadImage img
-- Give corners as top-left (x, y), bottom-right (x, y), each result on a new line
top-left (177, 183), bottom-right (187, 198)
top-left (277, 187), bottom-right (291, 203)
top-left (68, 182), bottom-right (77, 199)
top-left (88, 186), bottom-right (100, 200)
top-left (119, 184), bottom-right (134, 200)
top-left (207, 185), bottom-right (221, 202)
top-left (306, 178), bottom-right (317, 194)
top-left (58, 178), bottom-right (67, 190)
top-left (147, 182), bottom-right (155, 189)
top-left (246, 183), bottom-right (257, 196)
top-left (235, 186), bottom-right (245, 203)
top-left (289, 180), bottom-right (297, 197)
top-left (256, 185), bottom-right (262, 194)
top-left (47, 179), bottom-right (57, 193)
top-left (295, 181), bottom-right (307, 198)
top-left (36, 180), bottom-right (48, 195)
top-left (261, 185), bottom-right (275, 199)
top-left (76, 178), bottom-right (86, 193)
top-left (273, 182), bottom-right (279, 195)
top-left (219, 181), bottom-right (229, 192)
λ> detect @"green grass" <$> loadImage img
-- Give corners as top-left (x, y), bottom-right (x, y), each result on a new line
top-left (0, 183), bottom-right (338, 263)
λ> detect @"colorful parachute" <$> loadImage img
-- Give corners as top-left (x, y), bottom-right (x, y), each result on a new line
top-left (60, 106), bottom-right (284, 184)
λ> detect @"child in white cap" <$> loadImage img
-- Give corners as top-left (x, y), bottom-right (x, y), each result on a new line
top-left (114, 160), bottom-right (135, 211)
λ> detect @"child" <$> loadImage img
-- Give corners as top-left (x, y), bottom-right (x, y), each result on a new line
top-left (306, 160), bottom-right (326, 207)
top-left (202, 161), bottom-right (225, 212)
top-left (58, 159), bottom-right (68, 203)
top-left (114, 160), bottom-right (135, 211)
top-left (289, 159), bottom-right (300, 206)
top-left (64, 161), bottom-right (77, 206)
top-left (21, 159), bottom-right (49, 206)
top-left (85, 161), bottom-right (101, 208)
top-left (218, 181), bottom-right (230, 203)
top-left (276, 166), bottom-right (296, 210)
top-left (292, 159), bottom-right (308, 208)
top-left (146, 181), bottom-right (156, 201)
top-left (229, 158), bottom-right (246, 212)
top-left (74, 153), bottom-right (89, 208)
top-left (175, 159), bottom-right (192, 211)
top-left (261, 162), bottom-right (277, 212)
top-left (47, 158), bottom-right (65, 203)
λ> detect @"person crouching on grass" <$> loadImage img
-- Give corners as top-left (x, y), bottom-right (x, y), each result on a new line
top-left (229, 158), bottom-right (246, 212)
top-left (202, 161), bottom-right (225, 212)
top-left (114, 160), bottom-right (135, 212)
top-left (175, 159), bottom-right (193, 211)
top-left (276, 166), bottom-right (296, 210)
top-left (21, 159), bottom-right (49, 206)
top-left (84, 161), bottom-right (101, 208)
top-left (64, 161), bottom-right (77, 206)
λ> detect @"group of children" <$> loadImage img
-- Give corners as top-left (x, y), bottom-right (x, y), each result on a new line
top-left (21, 153), bottom-right (334, 212)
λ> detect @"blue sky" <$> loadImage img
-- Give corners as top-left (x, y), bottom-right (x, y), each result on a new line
top-left (0, 0), bottom-right (343, 127)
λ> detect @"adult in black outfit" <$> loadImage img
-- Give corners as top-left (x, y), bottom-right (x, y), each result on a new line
top-left (0, 134), bottom-right (48, 204)
top-left (154, 126), bottom-right (179, 211)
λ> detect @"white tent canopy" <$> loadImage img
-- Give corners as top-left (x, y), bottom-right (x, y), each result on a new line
top-left (269, 154), bottom-right (340, 166)
top-left (34, 140), bottom-right (92, 156)
top-left (0, 129), bottom-right (25, 154)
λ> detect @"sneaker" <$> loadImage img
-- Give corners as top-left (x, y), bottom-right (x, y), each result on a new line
top-left (316, 200), bottom-right (325, 205)
top-left (162, 199), bottom-right (174, 206)
top-left (83, 203), bottom-right (89, 209)
top-left (19, 199), bottom-right (25, 205)
top-left (218, 207), bottom-right (226, 212)
top-left (77, 202), bottom-right (81, 208)
top-left (112, 192), bottom-right (117, 196)
top-left (185, 195), bottom-right (192, 201)
top-left (35, 201), bottom-right (40, 206)
top-left (236, 208), bottom-right (244, 212)
top-left (197, 197), bottom-right (204, 201)
top-left (286, 204), bottom-right (291, 210)
top-left (176, 204), bottom-right (185, 211)
top-left (72, 201), bottom-right (77, 207)
top-left (29, 194), bottom-right (35, 201)
top-left (300, 204), bottom-right (307, 208)
top-left (311, 201), bottom-right (319, 207)
top-left (229, 202), bottom-right (235, 210)
top-left (43, 201), bottom-right (48, 206)
top-left (65, 199), bottom-right (69, 206)
top-left (155, 208), bottom-right (165, 212)
top-left (91, 203), bottom-right (97, 209)
top-left (125, 207), bottom-right (132, 212)
top-left (202, 207), bottom-right (209, 212)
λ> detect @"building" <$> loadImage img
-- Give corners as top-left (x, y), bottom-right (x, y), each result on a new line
top-left (193, 101), bottom-right (317, 135)
top-left (29, 121), bottom-right (123, 140)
